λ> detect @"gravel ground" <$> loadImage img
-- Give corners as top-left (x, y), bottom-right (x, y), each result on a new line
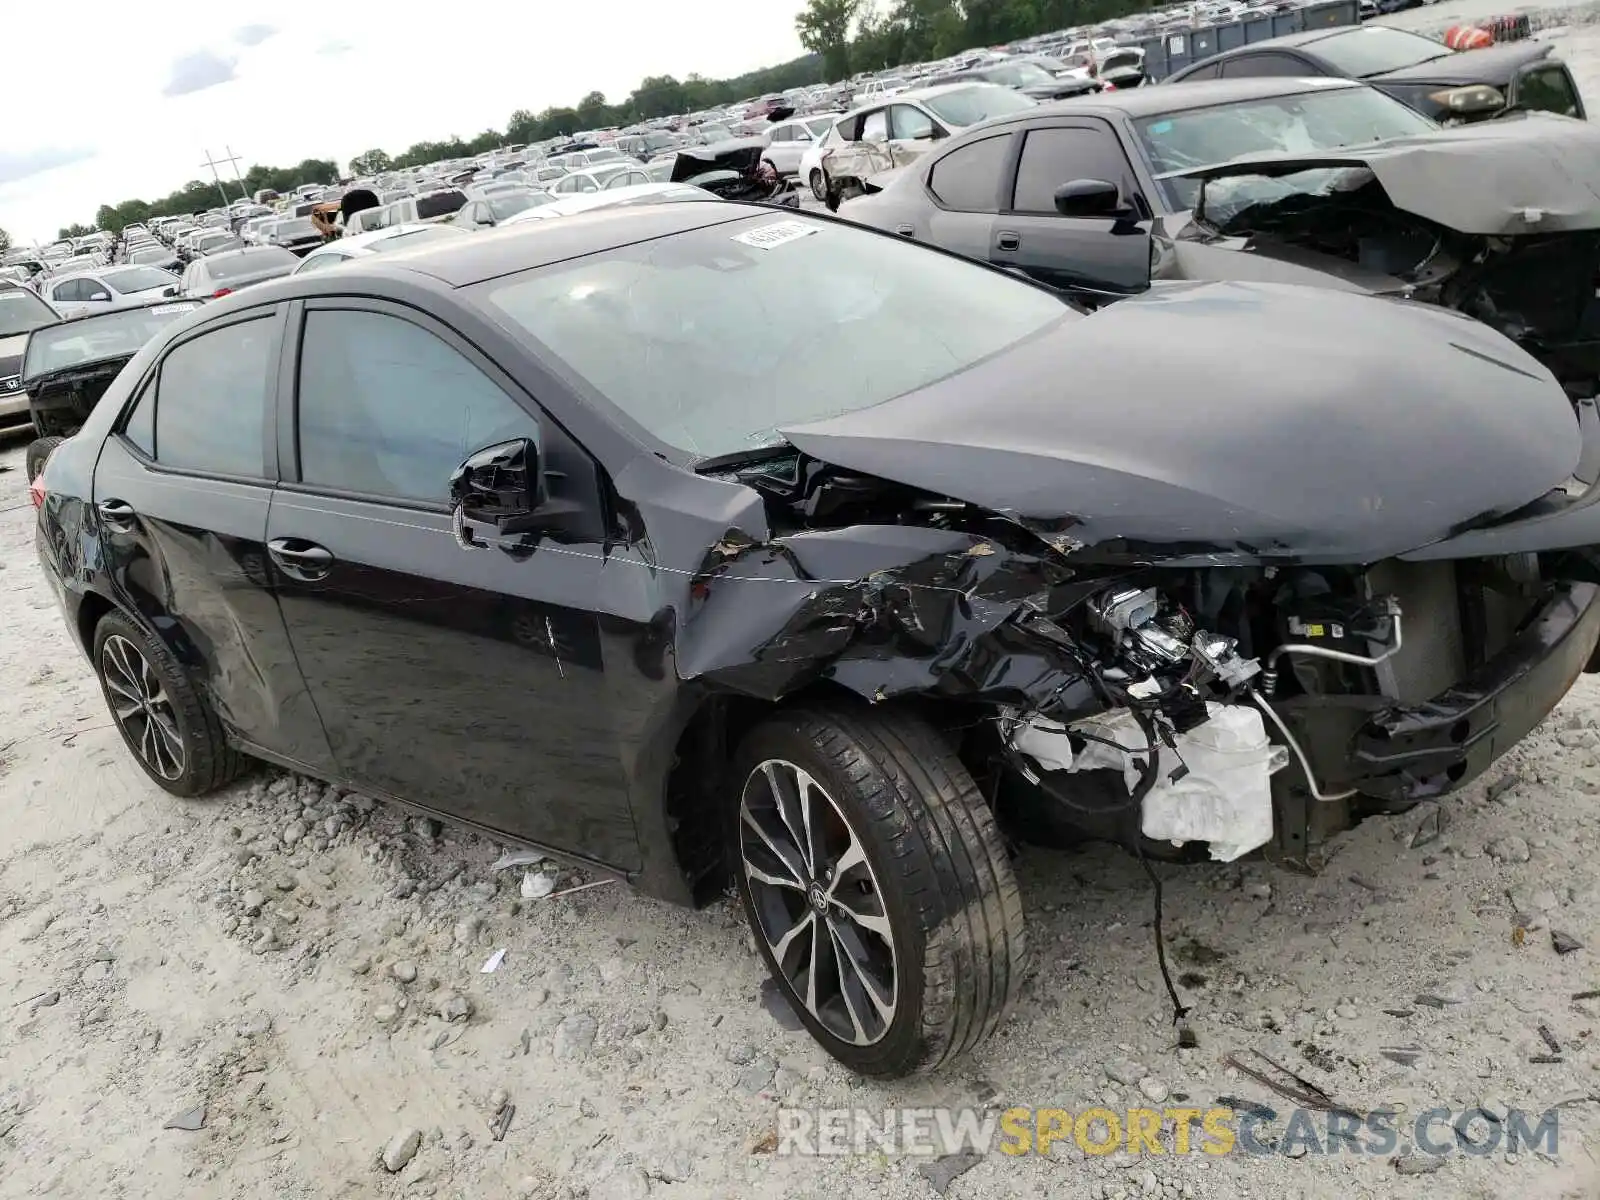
top-left (11, 21), bottom-right (1600, 1195)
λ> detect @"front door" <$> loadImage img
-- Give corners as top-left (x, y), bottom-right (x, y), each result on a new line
top-left (993, 120), bottom-right (1153, 296)
top-left (264, 299), bottom-right (636, 866)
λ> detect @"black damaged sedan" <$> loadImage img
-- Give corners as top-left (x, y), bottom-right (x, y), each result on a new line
top-left (32, 202), bottom-right (1600, 1076)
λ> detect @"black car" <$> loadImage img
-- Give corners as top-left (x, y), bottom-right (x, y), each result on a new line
top-left (32, 203), bottom-right (1600, 1076)
top-left (1164, 24), bottom-right (1583, 123)
top-left (841, 77), bottom-right (1600, 397)
top-left (928, 60), bottom-right (1102, 101)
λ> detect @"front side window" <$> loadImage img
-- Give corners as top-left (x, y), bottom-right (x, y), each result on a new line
top-left (1012, 127), bottom-right (1135, 214)
top-left (296, 309), bottom-right (539, 504)
top-left (481, 213), bottom-right (1071, 459)
top-left (153, 319), bottom-right (273, 477)
top-left (1516, 65), bottom-right (1581, 117)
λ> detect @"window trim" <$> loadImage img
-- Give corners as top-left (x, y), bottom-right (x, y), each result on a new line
top-left (112, 304), bottom-right (286, 486)
top-left (922, 130), bottom-right (1017, 214)
top-left (277, 296), bottom-right (550, 514)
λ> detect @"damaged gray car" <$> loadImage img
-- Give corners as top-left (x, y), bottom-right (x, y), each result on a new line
top-left (842, 76), bottom-right (1600, 399)
top-left (33, 203), bottom-right (1600, 1077)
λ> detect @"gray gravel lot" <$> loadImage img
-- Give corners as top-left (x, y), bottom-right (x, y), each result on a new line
top-left (9, 19), bottom-right (1600, 1194)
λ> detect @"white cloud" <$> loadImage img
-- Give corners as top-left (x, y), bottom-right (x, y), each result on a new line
top-left (162, 49), bottom-right (241, 97)
top-left (0, 1), bottom-right (803, 244)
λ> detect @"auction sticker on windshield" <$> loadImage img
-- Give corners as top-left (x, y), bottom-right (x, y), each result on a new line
top-left (733, 221), bottom-right (818, 250)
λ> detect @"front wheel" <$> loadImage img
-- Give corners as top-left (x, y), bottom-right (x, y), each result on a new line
top-left (729, 705), bottom-right (1027, 1076)
top-left (93, 611), bottom-right (247, 797)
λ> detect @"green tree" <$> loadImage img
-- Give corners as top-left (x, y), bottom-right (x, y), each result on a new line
top-left (0, 226), bottom-right (9, 256)
top-left (575, 90), bottom-right (612, 128)
top-left (796, 0), bottom-right (861, 82)
top-left (57, 223), bottom-right (96, 240)
top-left (629, 75), bottom-right (687, 121)
top-left (349, 148), bottom-right (393, 176)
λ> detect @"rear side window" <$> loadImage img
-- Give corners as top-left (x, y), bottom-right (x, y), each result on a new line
top-left (1178, 62), bottom-right (1222, 81)
top-left (295, 309), bottom-right (539, 504)
top-left (927, 133), bottom-right (1011, 212)
top-left (1222, 52), bottom-right (1320, 77)
top-left (152, 319), bottom-right (273, 477)
top-left (1517, 66), bottom-right (1580, 117)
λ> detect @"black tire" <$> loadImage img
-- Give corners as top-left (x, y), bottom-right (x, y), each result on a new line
top-left (92, 610), bottom-right (247, 797)
top-left (25, 436), bottom-right (63, 483)
top-left (825, 183), bottom-right (842, 213)
top-left (729, 704), bottom-right (1027, 1077)
top-left (809, 169), bottom-right (827, 203)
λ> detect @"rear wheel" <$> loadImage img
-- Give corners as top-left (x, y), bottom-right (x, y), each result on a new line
top-left (93, 611), bottom-right (246, 797)
top-left (809, 169), bottom-right (827, 202)
top-left (25, 436), bottom-right (63, 483)
top-left (729, 704), bottom-right (1027, 1076)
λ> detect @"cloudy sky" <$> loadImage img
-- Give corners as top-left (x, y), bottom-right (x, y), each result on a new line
top-left (1, 4), bottom-right (803, 244)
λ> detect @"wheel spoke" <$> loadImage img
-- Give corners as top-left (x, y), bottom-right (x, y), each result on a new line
top-left (770, 909), bottom-right (815, 965)
top-left (741, 808), bottom-right (806, 887)
top-left (825, 835), bottom-right (868, 900)
top-left (832, 893), bottom-right (893, 943)
top-left (829, 919), bottom-right (896, 1023)
top-left (764, 762), bottom-right (814, 876)
top-left (826, 922), bottom-right (872, 1044)
top-left (745, 861), bottom-right (805, 892)
top-left (104, 674), bottom-right (141, 707)
top-left (102, 635), bottom-right (185, 781)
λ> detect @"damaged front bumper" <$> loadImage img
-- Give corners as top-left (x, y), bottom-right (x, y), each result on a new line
top-left (1296, 581), bottom-right (1600, 805)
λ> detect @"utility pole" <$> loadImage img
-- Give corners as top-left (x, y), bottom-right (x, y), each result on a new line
top-left (200, 149), bottom-right (243, 207)
top-left (224, 145), bottom-right (249, 199)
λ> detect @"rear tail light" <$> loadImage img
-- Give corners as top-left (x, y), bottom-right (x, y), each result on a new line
top-left (213, 287), bottom-right (233, 298)
top-left (28, 475), bottom-right (46, 509)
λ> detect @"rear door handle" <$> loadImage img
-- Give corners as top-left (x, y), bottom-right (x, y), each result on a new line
top-left (97, 499), bottom-right (136, 529)
top-left (267, 538), bottom-right (334, 581)
top-left (996, 231), bottom-right (1021, 252)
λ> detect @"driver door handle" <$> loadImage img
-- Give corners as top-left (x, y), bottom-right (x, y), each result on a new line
top-left (996, 231), bottom-right (1021, 252)
top-left (267, 538), bottom-right (334, 581)
top-left (97, 499), bottom-right (137, 529)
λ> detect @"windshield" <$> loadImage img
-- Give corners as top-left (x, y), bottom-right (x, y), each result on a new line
top-left (1311, 27), bottom-right (1453, 77)
top-left (924, 84), bottom-right (1038, 127)
top-left (207, 247), bottom-right (299, 280)
top-left (698, 125), bottom-right (733, 142)
top-left (986, 62), bottom-right (1055, 87)
top-left (586, 149), bottom-right (626, 165)
top-left (488, 192), bottom-right (542, 218)
top-left (481, 214), bottom-right (1068, 458)
top-left (129, 249), bottom-right (172, 265)
top-left (103, 267), bottom-right (176, 294)
top-left (22, 303), bottom-right (198, 380)
top-left (1135, 84), bottom-right (1438, 208)
top-left (0, 287), bottom-right (58, 337)
top-left (273, 217), bottom-right (316, 238)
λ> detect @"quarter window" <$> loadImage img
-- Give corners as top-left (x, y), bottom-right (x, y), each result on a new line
top-left (926, 133), bottom-right (1011, 213)
top-left (295, 309), bottom-right (540, 504)
top-left (122, 384), bottom-right (155, 456)
top-left (152, 319), bottom-right (274, 477)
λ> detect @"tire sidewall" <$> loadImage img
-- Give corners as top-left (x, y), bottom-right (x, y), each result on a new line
top-left (26, 436), bottom-right (63, 483)
top-left (726, 714), bottom-right (930, 1075)
top-left (809, 170), bottom-right (827, 202)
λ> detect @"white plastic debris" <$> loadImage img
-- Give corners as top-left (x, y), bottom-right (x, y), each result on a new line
top-left (480, 949), bottom-right (507, 974)
top-left (1009, 703), bottom-right (1286, 862)
top-left (1137, 704), bottom-right (1287, 862)
top-left (520, 869), bottom-right (558, 900)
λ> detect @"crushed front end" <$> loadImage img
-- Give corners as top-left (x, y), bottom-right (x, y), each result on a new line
top-left (687, 450), bottom-right (1600, 871)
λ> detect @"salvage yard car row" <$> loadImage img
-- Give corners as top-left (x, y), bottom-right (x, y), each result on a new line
top-left (15, 15), bottom-right (1600, 1081)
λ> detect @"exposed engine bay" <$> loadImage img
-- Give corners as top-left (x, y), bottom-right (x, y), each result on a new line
top-left (696, 450), bottom-right (1577, 869)
top-left (1183, 163), bottom-right (1600, 398)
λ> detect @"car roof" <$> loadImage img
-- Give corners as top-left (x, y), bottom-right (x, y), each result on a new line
top-left (1026, 74), bottom-right (1364, 119)
top-left (233, 200), bottom-right (765, 294)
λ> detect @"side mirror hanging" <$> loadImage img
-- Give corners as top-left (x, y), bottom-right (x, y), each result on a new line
top-left (449, 437), bottom-right (544, 550)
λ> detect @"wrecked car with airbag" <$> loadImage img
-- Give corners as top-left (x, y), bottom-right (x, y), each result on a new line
top-left (32, 204), bottom-right (1600, 1079)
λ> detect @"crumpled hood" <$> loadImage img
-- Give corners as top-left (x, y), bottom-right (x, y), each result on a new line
top-left (1177, 114), bottom-right (1600, 236)
top-left (781, 281), bottom-right (1579, 563)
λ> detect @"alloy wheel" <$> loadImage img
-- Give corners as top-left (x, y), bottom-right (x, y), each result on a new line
top-left (810, 170), bottom-right (827, 203)
top-left (101, 633), bottom-right (186, 781)
top-left (739, 758), bottom-right (898, 1045)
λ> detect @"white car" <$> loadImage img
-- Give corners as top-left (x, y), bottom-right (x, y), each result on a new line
top-left (499, 183), bottom-right (712, 225)
top-left (291, 223), bottom-right (470, 274)
top-left (799, 119), bottom-right (847, 201)
top-left (550, 163), bottom-right (643, 195)
top-left (40, 265), bottom-right (181, 318)
top-left (762, 114), bottom-right (839, 178)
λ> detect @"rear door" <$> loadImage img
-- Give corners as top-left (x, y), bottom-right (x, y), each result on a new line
top-left (993, 119), bottom-right (1153, 295)
top-left (264, 299), bottom-right (634, 864)
top-left (90, 305), bottom-right (333, 768)
top-left (914, 130), bottom-right (1015, 257)
top-left (887, 103), bottom-right (945, 169)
